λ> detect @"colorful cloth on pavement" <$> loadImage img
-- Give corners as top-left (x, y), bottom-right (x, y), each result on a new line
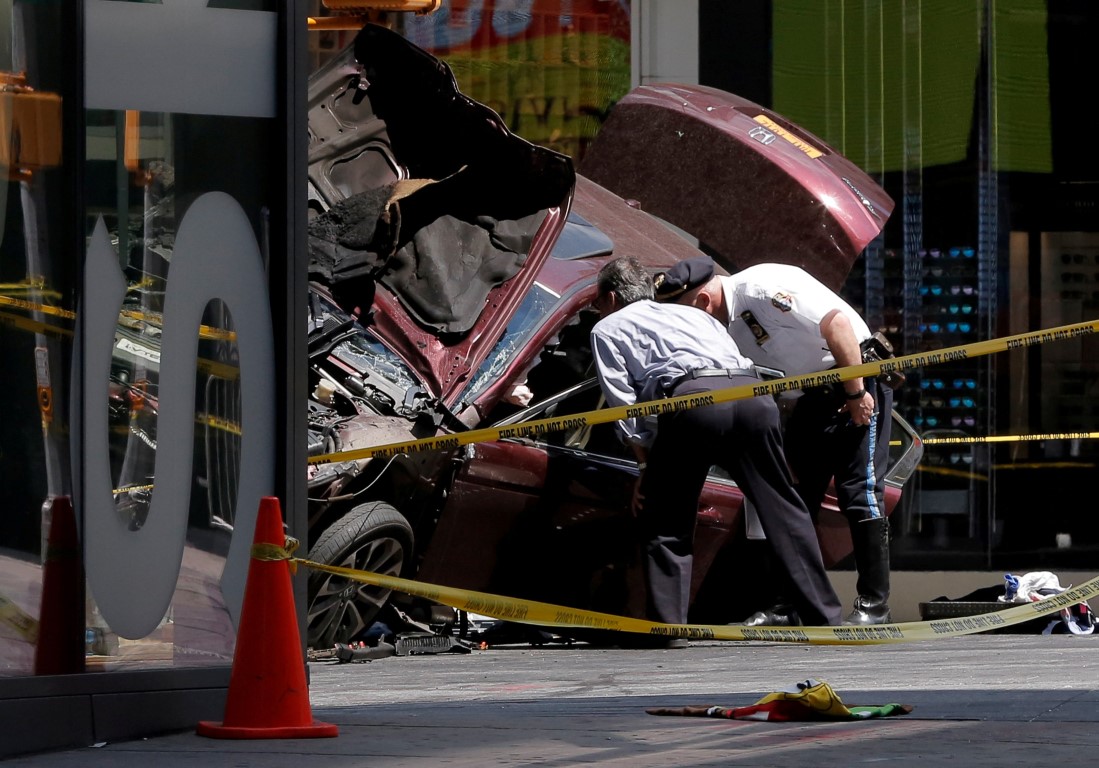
top-left (645, 679), bottom-right (913, 721)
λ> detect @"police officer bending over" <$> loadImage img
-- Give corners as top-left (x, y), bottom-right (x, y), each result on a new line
top-left (654, 256), bottom-right (895, 627)
top-left (590, 256), bottom-right (842, 642)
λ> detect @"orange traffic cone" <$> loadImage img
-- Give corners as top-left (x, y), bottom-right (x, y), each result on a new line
top-left (197, 496), bottom-right (337, 739)
top-left (34, 495), bottom-right (85, 676)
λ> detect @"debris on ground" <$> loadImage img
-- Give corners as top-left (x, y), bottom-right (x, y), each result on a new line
top-left (645, 679), bottom-right (913, 721)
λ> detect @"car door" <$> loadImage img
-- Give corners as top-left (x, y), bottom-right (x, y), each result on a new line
top-left (416, 379), bottom-right (744, 621)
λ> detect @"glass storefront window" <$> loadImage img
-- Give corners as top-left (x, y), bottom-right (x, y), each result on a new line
top-left (82, 0), bottom-right (283, 669)
top-left (0, 1), bottom-right (76, 677)
top-left (81, 102), bottom-right (278, 670)
top-left (765, 0), bottom-right (1099, 570)
top-left (0, 0), bottom-right (282, 678)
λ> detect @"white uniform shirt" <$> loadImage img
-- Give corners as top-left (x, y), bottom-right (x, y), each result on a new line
top-left (719, 264), bottom-right (871, 379)
top-left (591, 299), bottom-right (754, 447)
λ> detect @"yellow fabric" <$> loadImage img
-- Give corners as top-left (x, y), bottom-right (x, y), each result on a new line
top-left (753, 679), bottom-right (853, 718)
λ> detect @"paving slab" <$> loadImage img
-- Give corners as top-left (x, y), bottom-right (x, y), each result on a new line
top-left (8, 634), bottom-right (1098, 767)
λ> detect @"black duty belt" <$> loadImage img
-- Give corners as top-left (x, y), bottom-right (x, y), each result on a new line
top-left (665, 366), bottom-right (758, 395)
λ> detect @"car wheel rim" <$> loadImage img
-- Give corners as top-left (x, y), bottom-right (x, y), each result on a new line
top-left (307, 535), bottom-right (405, 648)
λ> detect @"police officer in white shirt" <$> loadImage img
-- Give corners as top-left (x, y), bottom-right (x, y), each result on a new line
top-left (591, 256), bottom-right (843, 639)
top-left (654, 256), bottom-right (895, 627)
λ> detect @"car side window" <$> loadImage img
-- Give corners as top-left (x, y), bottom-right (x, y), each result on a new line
top-left (557, 382), bottom-right (733, 483)
top-left (887, 412), bottom-right (912, 469)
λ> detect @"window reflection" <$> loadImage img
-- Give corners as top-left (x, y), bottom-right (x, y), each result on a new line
top-left (0, 6), bottom-right (75, 677)
top-left (81, 102), bottom-right (271, 668)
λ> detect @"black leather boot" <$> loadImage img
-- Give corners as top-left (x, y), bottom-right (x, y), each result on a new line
top-left (844, 517), bottom-right (892, 625)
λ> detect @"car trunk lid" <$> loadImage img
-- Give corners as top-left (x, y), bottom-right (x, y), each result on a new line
top-left (580, 82), bottom-right (893, 291)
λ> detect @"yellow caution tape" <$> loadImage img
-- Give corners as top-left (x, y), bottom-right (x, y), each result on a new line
top-left (293, 556), bottom-right (1099, 645)
top-left (0, 293), bottom-right (236, 341)
top-left (196, 412), bottom-right (243, 435)
top-left (923, 432), bottom-right (1099, 445)
top-left (919, 434), bottom-right (1099, 480)
top-left (117, 308), bottom-right (237, 343)
top-left (0, 294), bottom-right (74, 319)
top-left (0, 278), bottom-right (61, 301)
top-left (916, 465), bottom-right (988, 481)
top-left (309, 317), bottom-right (1099, 465)
top-left (0, 310), bottom-right (72, 338)
top-left (253, 540), bottom-right (298, 562)
top-left (252, 537), bottom-right (301, 574)
top-left (113, 483), bottom-right (155, 496)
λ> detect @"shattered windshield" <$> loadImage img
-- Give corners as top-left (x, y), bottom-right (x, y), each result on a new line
top-left (311, 291), bottom-right (420, 393)
top-left (331, 332), bottom-right (419, 394)
top-left (459, 282), bottom-right (561, 407)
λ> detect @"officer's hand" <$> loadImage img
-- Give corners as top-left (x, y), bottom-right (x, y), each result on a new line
top-left (631, 475), bottom-right (645, 516)
top-left (841, 391), bottom-right (875, 426)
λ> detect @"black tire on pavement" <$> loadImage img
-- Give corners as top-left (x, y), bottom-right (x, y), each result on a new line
top-left (306, 501), bottom-right (414, 649)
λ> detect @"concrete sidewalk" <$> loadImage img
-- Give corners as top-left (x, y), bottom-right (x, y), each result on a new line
top-left (9, 634), bottom-right (1099, 767)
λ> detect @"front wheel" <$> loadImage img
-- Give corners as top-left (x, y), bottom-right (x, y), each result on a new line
top-left (306, 501), bottom-right (413, 649)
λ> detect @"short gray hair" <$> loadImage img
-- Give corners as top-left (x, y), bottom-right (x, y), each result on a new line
top-left (597, 256), bottom-right (654, 307)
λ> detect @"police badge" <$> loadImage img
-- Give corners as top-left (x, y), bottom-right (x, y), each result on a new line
top-left (771, 291), bottom-right (793, 312)
top-left (740, 310), bottom-right (770, 344)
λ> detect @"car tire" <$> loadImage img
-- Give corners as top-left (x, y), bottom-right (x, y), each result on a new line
top-left (306, 501), bottom-right (414, 649)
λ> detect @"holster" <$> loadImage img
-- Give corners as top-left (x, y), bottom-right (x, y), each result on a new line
top-left (860, 332), bottom-right (905, 390)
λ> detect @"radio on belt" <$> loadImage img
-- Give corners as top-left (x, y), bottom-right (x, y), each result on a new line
top-left (860, 332), bottom-right (905, 390)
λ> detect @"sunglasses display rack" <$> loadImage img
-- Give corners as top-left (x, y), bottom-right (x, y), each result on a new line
top-left (897, 245), bottom-right (983, 435)
top-left (907, 245), bottom-right (988, 545)
top-left (1044, 247), bottom-right (1099, 435)
top-left (845, 241), bottom-right (993, 546)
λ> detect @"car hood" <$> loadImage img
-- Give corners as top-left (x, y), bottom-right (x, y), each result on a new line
top-left (579, 83), bottom-right (894, 291)
top-left (307, 23), bottom-right (575, 401)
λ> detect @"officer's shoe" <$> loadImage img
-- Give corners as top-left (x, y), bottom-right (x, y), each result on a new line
top-left (733, 604), bottom-right (801, 627)
top-left (843, 596), bottom-right (892, 626)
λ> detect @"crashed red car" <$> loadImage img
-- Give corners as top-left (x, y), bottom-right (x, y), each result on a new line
top-left (302, 23), bottom-right (922, 648)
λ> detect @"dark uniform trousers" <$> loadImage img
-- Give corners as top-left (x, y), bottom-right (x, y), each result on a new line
top-left (638, 373), bottom-right (843, 627)
top-left (783, 376), bottom-right (894, 525)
